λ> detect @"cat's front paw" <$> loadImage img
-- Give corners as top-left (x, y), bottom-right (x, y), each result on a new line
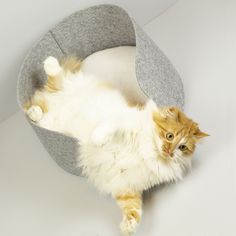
top-left (91, 123), bottom-right (116, 146)
top-left (120, 215), bottom-right (139, 236)
top-left (44, 56), bottom-right (62, 76)
top-left (26, 105), bottom-right (43, 122)
top-left (91, 127), bottom-right (111, 146)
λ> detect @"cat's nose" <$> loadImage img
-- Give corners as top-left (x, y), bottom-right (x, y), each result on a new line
top-left (165, 149), bottom-right (170, 154)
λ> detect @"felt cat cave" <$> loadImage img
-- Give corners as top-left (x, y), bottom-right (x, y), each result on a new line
top-left (17, 4), bottom-right (184, 176)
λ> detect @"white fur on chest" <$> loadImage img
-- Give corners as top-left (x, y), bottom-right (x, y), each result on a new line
top-left (79, 122), bottom-right (186, 195)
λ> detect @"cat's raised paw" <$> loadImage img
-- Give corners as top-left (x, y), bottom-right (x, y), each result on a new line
top-left (91, 129), bottom-right (110, 146)
top-left (120, 216), bottom-right (138, 236)
top-left (26, 105), bottom-right (43, 122)
top-left (44, 56), bottom-right (62, 76)
top-left (91, 124), bottom-right (114, 146)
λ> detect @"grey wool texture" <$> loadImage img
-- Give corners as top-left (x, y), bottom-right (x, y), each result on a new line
top-left (17, 4), bottom-right (184, 176)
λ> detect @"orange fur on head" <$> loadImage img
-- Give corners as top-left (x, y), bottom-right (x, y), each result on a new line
top-left (153, 107), bottom-right (209, 157)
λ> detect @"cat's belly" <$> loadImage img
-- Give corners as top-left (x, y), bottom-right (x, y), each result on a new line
top-left (79, 142), bottom-right (159, 195)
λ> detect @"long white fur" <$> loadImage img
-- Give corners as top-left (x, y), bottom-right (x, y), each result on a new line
top-left (28, 46), bottom-right (191, 197)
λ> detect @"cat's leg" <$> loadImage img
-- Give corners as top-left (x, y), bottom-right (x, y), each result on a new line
top-left (24, 56), bottom-right (64, 122)
top-left (115, 191), bottom-right (142, 236)
top-left (24, 93), bottom-right (48, 122)
top-left (43, 56), bottom-right (64, 92)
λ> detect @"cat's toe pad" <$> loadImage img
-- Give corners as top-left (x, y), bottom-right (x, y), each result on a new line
top-left (120, 216), bottom-right (138, 236)
top-left (44, 56), bottom-right (61, 76)
top-left (27, 105), bottom-right (43, 122)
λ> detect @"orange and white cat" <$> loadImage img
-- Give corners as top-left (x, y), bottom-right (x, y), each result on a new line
top-left (25, 46), bottom-right (208, 236)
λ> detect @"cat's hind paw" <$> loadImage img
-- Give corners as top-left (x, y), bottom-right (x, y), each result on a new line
top-left (26, 105), bottom-right (43, 122)
top-left (44, 56), bottom-right (62, 76)
top-left (120, 216), bottom-right (139, 236)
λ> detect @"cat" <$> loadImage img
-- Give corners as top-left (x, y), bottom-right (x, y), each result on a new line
top-left (24, 46), bottom-right (208, 236)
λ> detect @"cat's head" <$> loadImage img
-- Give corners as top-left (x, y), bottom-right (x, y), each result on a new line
top-left (151, 105), bottom-right (209, 163)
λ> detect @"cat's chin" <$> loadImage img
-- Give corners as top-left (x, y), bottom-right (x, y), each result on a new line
top-left (158, 153), bottom-right (173, 161)
top-left (157, 150), bottom-right (192, 169)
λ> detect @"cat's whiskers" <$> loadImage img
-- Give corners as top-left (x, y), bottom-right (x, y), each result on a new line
top-left (174, 155), bottom-right (190, 171)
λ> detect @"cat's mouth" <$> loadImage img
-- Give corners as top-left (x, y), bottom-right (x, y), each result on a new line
top-left (155, 145), bottom-right (173, 162)
top-left (158, 152), bottom-right (174, 162)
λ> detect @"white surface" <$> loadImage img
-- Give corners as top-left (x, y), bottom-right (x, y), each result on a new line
top-left (0, 0), bottom-right (177, 122)
top-left (0, 0), bottom-right (236, 235)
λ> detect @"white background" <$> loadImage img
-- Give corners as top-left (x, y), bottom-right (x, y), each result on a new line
top-left (0, 0), bottom-right (236, 235)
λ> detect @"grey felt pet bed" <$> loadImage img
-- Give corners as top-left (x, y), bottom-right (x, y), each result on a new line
top-left (17, 4), bottom-right (184, 176)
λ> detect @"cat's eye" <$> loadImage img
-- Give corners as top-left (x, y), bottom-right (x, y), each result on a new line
top-left (166, 132), bottom-right (174, 140)
top-left (179, 144), bottom-right (187, 151)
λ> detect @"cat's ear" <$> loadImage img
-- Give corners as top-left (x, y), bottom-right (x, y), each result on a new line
top-left (160, 106), bottom-right (181, 120)
top-left (193, 128), bottom-right (209, 139)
